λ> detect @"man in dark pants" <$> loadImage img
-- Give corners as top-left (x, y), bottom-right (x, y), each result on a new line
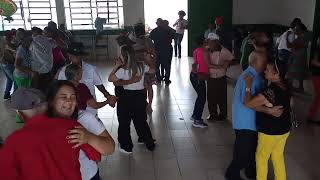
top-left (226, 51), bottom-right (283, 180)
top-left (150, 18), bottom-right (175, 85)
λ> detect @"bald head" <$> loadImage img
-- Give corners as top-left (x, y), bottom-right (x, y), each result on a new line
top-left (249, 50), bottom-right (268, 73)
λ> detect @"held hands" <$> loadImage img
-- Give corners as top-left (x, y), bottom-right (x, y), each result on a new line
top-left (244, 75), bottom-right (253, 88)
top-left (67, 126), bottom-right (92, 148)
top-left (106, 95), bottom-right (118, 108)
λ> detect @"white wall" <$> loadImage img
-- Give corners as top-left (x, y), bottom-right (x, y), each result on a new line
top-left (233, 0), bottom-right (316, 30)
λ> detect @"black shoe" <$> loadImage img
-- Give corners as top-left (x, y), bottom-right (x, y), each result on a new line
top-left (146, 142), bottom-right (155, 151)
top-left (138, 138), bottom-right (156, 144)
top-left (165, 80), bottom-right (171, 86)
top-left (3, 94), bottom-right (11, 100)
top-left (206, 115), bottom-right (217, 121)
top-left (216, 115), bottom-right (227, 121)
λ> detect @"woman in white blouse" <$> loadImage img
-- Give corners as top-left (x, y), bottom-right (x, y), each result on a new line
top-left (108, 45), bottom-right (156, 153)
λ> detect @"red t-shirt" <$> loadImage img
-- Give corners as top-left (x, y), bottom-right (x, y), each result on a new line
top-left (77, 83), bottom-right (94, 110)
top-left (52, 47), bottom-right (65, 65)
top-left (0, 114), bottom-right (101, 180)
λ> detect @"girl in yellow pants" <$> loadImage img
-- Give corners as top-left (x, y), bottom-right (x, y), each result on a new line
top-left (256, 132), bottom-right (289, 180)
top-left (244, 62), bottom-right (292, 180)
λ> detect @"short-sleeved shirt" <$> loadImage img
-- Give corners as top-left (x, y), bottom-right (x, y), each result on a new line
top-left (256, 84), bottom-right (292, 135)
top-left (193, 47), bottom-right (208, 74)
top-left (78, 110), bottom-right (105, 180)
top-left (175, 19), bottom-right (188, 34)
top-left (58, 61), bottom-right (103, 115)
top-left (115, 64), bottom-right (149, 90)
top-left (232, 67), bottom-right (265, 131)
top-left (13, 45), bottom-right (32, 78)
top-left (30, 35), bottom-right (56, 74)
top-left (77, 83), bottom-right (94, 110)
top-left (150, 27), bottom-right (174, 50)
top-left (278, 29), bottom-right (295, 52)
top-left (0, 114), bottom-right (100, 180)
top-left (208, 47), bottom-right (233, 78)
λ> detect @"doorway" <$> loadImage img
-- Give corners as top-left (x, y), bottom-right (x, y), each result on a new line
top-left (144, 0), bottom-right (188, 57)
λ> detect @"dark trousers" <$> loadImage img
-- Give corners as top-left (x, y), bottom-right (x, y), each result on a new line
top-left (118, 89), bottom-right (154, 151)
top-left (207, 76), bottom-right (227, 118)
top-left (225, 130), bottom-right (257, 180)
top-left (190, 73), bottom-right (206, 120)
top-left (0, 63), bottom-right (16, 97)
top-left (174, 33), bottom-right (184, 57)
top-left (90, 170), bottom-right (100, 180)
top-left (156, 47), bottom-right (173, 82)
top-left (277, 49), bottom-right (292, 78)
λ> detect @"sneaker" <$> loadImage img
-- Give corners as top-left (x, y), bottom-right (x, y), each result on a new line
top-left (192, 120), bottom-right (208, 128)
top-left (138, 138), bottom-right (156, 145)
top-left (146, 142), bottom-right (155, 151)
top-left (119, 145), bottom-right (132, 154)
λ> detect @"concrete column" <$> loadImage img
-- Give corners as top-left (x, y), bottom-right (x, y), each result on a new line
top-left (123, 0), bottom-right (144, 27)
top-left (55, 0), bottom-right (66, 25)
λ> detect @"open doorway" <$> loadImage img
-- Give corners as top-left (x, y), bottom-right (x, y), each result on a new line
top-left (144, 0), bottom-right (188, 57)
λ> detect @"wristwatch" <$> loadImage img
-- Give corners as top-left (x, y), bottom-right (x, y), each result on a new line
top-left (245, 87), bottom-right (251, 93)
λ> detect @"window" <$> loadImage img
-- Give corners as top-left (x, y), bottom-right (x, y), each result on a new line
top-left (0, 0), bottom-right (57, 30)
top-left (64, 0), bottom-right (124, 30)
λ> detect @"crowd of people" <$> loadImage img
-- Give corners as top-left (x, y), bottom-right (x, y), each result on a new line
top-left (0, 11), bottom-right (319, 180)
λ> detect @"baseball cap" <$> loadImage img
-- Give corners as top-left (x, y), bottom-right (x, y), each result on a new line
top-left (67, 42), bottom-right (89, 56)
top-left (207, 33), bottom-right (220, 40)
top-left (5, 88), bottom-right (47, 110)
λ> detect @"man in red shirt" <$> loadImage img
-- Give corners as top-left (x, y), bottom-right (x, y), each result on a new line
top-left (0, 88), bottom-right (100, 180)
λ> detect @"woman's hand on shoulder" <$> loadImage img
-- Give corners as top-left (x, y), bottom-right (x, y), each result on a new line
top-left (67, 126), bottom-right (93, 148)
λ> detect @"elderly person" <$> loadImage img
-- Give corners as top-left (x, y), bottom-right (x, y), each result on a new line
top-left (204, 34), bottom-right (233, 122)
top-left (225, 51), bottom-right (284, 180)
top-left (57, 42), bottom-right (117, 115)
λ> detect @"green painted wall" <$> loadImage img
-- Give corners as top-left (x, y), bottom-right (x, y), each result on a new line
top-left (188, 0), bottom-right (233, 56)
top-left (312, 0), bottom-right (320, 53)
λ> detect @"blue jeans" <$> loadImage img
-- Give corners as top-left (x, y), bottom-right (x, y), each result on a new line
top-left (190, 73), bottom-right (206, 120)
top-left (0, 63), bottom-right (16, 97)
top-left (174, 33), bottom-right (184, 57)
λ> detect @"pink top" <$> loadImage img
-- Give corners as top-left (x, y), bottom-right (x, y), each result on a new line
top-left (193, 47), bottom-right (209, 74)
top-left (208, 47), bottom-right (233, 78)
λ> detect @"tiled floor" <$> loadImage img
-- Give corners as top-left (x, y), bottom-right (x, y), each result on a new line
top-left (1, 57), bottom-right (320, 180)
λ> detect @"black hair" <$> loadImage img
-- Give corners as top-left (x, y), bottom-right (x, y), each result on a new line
top-left (46, 80), bottom-right (78, 120)
top-left (178, 10), bottom-right (186, 17)
top-left (65, 64), bottom-right (81, 81)
top-left (195, 36), bottom-right (205, 47)
top-left (134, 23), bottom-right (146, 38)
top-left (31, 27), bottom-right (43, 34)
top-left (290, 17), bottom-right (302, 29)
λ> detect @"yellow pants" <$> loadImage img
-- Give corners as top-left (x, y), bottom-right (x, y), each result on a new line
top-left (256, 132), bottom-right (290, 180)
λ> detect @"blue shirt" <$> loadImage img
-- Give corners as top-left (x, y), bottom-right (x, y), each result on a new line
top-left (232, 66), bottom-right (264, 131)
